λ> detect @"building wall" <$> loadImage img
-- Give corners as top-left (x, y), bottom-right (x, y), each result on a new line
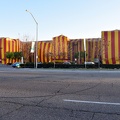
top-left (0, 38), bottom-right (21, 64)
top-left (2, 30), bottom-right (120, 65)
top-left (52, 35), bottom-right (69, 62)
top-left (38, 41), bottom-right (52, 63)
top-left (102, 30), bottom-right (120, 64)
top-left (69, 39), bottom-right (84, 64)
top-left (85, 38), bottom-right (101, 62)
top-left (22, 42), bottom-right (32, 63)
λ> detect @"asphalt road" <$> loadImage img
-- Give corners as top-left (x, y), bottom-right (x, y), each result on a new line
top-left (0, 66), bottom-right (120, 120)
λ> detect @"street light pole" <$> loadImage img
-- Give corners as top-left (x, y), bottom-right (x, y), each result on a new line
top-left (84, 39), bottom-right (86, 68)
top-left (26, 10), bottom-right (38, 68)
top-left (79, 51), bottom-right (80, 64)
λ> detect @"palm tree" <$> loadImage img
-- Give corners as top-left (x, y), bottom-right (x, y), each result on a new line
top-left (14, 52), bottom-right (23, 61)
top-left (6, 52), bottom-right (14, 64)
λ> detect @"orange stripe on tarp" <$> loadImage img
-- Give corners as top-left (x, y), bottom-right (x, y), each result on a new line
top-left (49, 42), bottom-right (52, 62)
top-left (47, 42), bottom-right (51, 62)
top-left (87, 39), bottom-right (91, 61)
top-left (104, 32), bottom-right (109, 64)
top-left (44, 42), bottom-right (48, 62)
top-left (37, 42), bottom-right (40, 62)
top-left (41, 42), bottom-right (44, 62)
top-left (62, 37), bottom-right (64, 60)
top-left (72, 40), bottom-right (74, 61)
top-left (40, 42), bottom-right (42, 62)
top-left (42, 42), bottom-right (45, 63)
top-left (94, 40), bottom-right (98, 58)
top-left (58, 36), bottom-right (60, 60)
top-left (8, 40), bottom-right (10, 52)
top-left (64, 37), bottom-right (68, 60)
top-left (118, 32), bottom-right (120, 64)
top-left (1, 38), bottom-right (3, 64)
top-left (91, 39), bottom-right (94, 61)
top-left (10, 39), bottom-right (12, 52)
top-left (16, 39), bottom-right (18, 52)
top-left (17, 40), bottom-right (19, 52)
top-left (86, 39), bottom-right (88, 61)
top-left (111, 31), bottom-right (116, 64)
top-left (59, 36), bottom-right (62, 60)
top-left (52, 38), bottom-right (56, 60)
top-left (68, 41), bottom-right (71, 61)
top-left (0, 39), bottom-right (2, 62)
top-left (12, 40), bottom-right (14, 52)
top-left (46, 43), bottom-right (48, 62)
top-left (46, 42), bottom-right (49, 62)
top-left (4, 38), bottom-right (7, 64)
top-left (41, 42), bottom-right (44, 63)
top-left (56, 37), bottom-right (58, 59)
top-left (72, 41), bottom-right (75, 61)
top-left (6, 39), bottom-right (9, 64)
top-left (43, 42), bottom-right (46, 63)
top-left (79, 39), bottom-right (84, 63)
top-left (62, 36), bottom-right (65, 60)
top-left (91, 40), bottom-right (94, 61)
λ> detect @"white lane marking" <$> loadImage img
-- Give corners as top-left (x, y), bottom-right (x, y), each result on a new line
top-left (63, 99), bottom-right (120, 106)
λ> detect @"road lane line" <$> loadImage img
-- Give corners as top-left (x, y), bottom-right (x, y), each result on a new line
top-left (63, 99), bottom-right (120, 106)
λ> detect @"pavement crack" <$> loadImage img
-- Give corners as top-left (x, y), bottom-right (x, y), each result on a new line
top-left (55, 84), bottom-right (71, 94)
top-left (0, 100), bottom-right (120, 118)
top-left (0, 105), bottom-right (23, 118)
top-left (90, 113), bottom-right (95, 120)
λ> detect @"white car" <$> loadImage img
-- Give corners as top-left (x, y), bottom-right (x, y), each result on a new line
top-left (84, 62), bottom-right (95, 65)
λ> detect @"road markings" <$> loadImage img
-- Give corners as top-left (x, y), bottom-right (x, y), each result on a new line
top-left (63, 99), bottom-right (120, 106)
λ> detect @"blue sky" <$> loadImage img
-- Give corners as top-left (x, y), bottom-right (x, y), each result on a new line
top-left (0, 0), bottom-right (120, 41)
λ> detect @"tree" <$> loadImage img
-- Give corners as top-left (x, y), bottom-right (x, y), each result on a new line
top-left (14, 52), bottom-right (23, 61)
top-left (74, 52), bottom-right (79, 59)
top-left (80, 51), bottom-right (86, 58)
top-left (6, 52), bottom-right (14, 63)
top-left (22, 42), bottom-right (31, 63)
top-left (96, 38), bottom-right (110, 67)
top-left (74, 51), bottom-right (87, 64)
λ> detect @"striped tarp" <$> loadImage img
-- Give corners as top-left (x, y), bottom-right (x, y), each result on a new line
top-left (22, 41), bottom-right (32, 63)
top-left (69, 39), bottom-right (84, 64)
top-left (52, 35), bottom-right (69, 62)
top-left (102, 30), bottom-right (120, 64)
top-left (85, 38), bottom-right (101, 62)
top-left (38, 41), bottom-right (52, 63)
top-left (0, 38), bottom-right (21, 64)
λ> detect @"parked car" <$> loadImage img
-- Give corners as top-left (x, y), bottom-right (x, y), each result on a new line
top-left (63, 62), bottom-right (71, 65)
top-left (84, 62), bottom-right (95, 68)
top-left (37, 62), bottom-right (42, 64)
top-left (84, 62), bottom-right (95, 65)
top-left (12, 62), bottom-right (22, 68)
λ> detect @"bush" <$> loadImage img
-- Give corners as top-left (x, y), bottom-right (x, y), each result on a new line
top-left (101, 64), bottom-right (120, 69)
top-left (7, 63), bottom-right (12, 65)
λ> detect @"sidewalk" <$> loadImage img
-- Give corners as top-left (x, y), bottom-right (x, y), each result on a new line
top-left (0, 63), bottom-right (12, 68)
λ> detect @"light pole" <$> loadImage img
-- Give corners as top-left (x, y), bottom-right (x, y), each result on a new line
top-left (79, 51), bottom-right (80, 64)
top-left (84, 39), bottom-right (86, 68)
top-left (26, 10), bottom-right (38, 68)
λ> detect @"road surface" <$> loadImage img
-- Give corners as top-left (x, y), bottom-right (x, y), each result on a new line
top-left (0, 66), bottom-right (120, 120)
